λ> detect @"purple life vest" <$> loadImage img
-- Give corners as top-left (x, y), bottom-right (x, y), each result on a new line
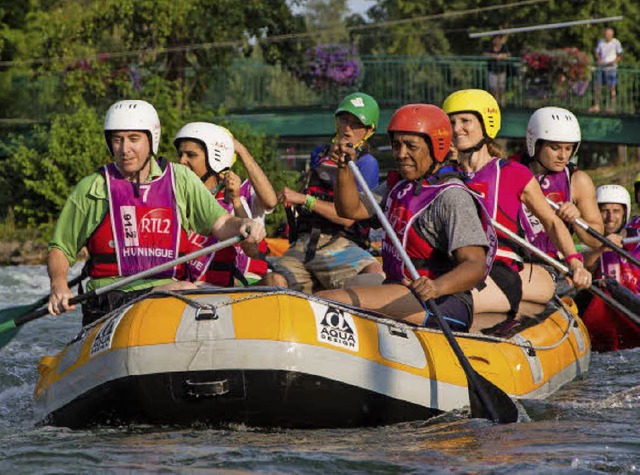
top-left (104, 162), bottom-right (181, 278)
top-left (186, 180), bottom-right (255, 282)
top-left (383, 178), bottom-right (496, 282)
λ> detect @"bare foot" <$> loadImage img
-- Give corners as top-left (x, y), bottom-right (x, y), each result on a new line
top-left (588, 105), bottom-right (600, 113)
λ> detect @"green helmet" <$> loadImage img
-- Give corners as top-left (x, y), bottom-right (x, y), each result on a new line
top-left (334, 92), bottom-right (380, 129)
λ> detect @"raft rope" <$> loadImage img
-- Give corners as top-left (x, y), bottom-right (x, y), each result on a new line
top-left (78, 289), bottom-right (215, 335)
top-left (72, 287), bottom-right (576, 354)
top-left (145, 288), bottom-right (579, 353)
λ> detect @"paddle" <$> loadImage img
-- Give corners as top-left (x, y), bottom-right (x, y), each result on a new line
top-left (491, 219), bottom-right (640, 327)
top-left (344, 158), bottom-right (519, 424)
top-left (0, 274), bottom-right (86, 349)
top-left (0, 234), bottom-right (245, 348)
top-left (546, 198), bottom-right (640, 268)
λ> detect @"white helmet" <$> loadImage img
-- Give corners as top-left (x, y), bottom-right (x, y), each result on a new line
top-left (597, 184), bottom-right (631, 223)
top-left (526, 107), bottom-right (581, 158)
top-left (173, 122), bottom-right (236, 174)
top-left (104, 100), bottom-right (161, 155)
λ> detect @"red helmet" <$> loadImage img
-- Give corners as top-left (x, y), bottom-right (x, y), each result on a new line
top-left (387, 104), bottom-right (452, 162)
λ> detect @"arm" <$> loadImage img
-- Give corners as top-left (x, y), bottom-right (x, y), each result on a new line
top-left (521, 178), bottom-right (592, 289)
top-left (211, 214), bottom-right (265, 244)
top-left (583, 232), bottom-right (624, 272)
top-left (223, 171), bottom-right (263, 257)
top-left (224, 171), bottom-right (250, 218)
top-left (331, 142), bottom-right (373, 220)
top-left (234, 139), bottom-right (277, 210)
top-left (409, 246), bottom-right (487, 301)
top-left (559, 170), bottom-right (603, 248)
top-left (279, 186), bottom-right (356, 227)
top-left (47, 248), bottom-right (75, 315)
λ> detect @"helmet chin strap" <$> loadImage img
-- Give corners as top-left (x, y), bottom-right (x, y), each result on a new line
top-left (413, 161), bottom-right (439, 196)
top-left (332, 125), bottom-right (375, 151)
top-left (457, 137), bottom-right (486, 155)
top-left (201, 169), bottom-right (215, 184)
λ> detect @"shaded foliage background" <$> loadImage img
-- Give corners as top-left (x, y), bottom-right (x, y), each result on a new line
top-left (0, 0), bottom-right (638, 236)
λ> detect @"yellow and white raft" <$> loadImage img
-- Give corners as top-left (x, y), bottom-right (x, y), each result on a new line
top-left (34, 288), bottom-right (590, 428)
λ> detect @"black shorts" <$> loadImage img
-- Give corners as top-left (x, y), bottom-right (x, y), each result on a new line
top-left (421, 292), bottom-right (474, 332)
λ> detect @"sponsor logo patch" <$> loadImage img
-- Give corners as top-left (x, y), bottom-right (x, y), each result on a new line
top-left (311, 302), bottom-right (359, 351)
top-left (89, 310), bottom-right (127, 358)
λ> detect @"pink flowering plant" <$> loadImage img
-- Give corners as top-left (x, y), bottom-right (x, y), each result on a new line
top-left (522, 48), bottom-right (592, 95)
top-left (522, 52), bottom-right (552, 79)
top-left (300, 44), bottom-right (362, 91)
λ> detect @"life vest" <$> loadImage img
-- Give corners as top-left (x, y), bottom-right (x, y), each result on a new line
top-left (383, 169), bottom-right (497, 283)
top-left (185, 180), bottom-right (269, 286)
top-left (290, 153), bottom-right (370, 251)
top-left (87, 159), bottom-right (185, 279)
top-left (520, 164), bottom-right (574, 258)
top-left (596, 216), bottom-right (640, 294)
top-left (464, 157), bottom-right (527, 270)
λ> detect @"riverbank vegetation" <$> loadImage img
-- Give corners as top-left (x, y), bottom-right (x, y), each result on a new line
top-left (0, 0), bottom-right (639, 247)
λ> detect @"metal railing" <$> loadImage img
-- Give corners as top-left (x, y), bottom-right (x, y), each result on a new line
top-left (2, 55), bottom-right (639, 121)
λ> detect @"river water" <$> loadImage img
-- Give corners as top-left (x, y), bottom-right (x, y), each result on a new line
top-left (0, 265), bottom-right (638, 473)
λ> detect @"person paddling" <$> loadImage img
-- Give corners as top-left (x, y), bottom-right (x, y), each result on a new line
top-left (47, 100), bottom-right (265, 326)
top-left (316, 104), bottom-right (496, 331)
top-left (442, 90), bottom-right (592, 316)
top-left (519, 106), bottom-right (604, 251)
top-left (262, 92), bottom-right (384, 292)
top-left (174, 122), bottom-right (276, 286)
top-left (583, 185), bottom-right (640, 293)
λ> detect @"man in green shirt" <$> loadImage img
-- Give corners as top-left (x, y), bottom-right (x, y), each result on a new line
top-left (47, 99), bottom-right (265, 325)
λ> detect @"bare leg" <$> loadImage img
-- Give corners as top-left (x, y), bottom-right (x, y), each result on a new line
top-left (608, 85), bottom-right (617, 112)
top-left (519, 263), bottom-right (555, 304)
top-left (590, 82), bottom-right (602, 112)
top-left (316, 284), bottom-right (427, 325)
top-left (471, 276), bottom-right (511, 313)
top-left (154, 280), bottom-right (199, 291)
top-left (341, 262), bottom-right (385, 288)
top-left (260, 272), bottom-right (289, 288)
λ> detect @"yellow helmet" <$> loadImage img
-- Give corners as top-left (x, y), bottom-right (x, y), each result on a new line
top-left (442, 89), bottom-right (501, 138)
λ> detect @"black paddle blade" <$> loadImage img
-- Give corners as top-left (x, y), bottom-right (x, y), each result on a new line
top-left (0, 301), bottom-right (44, 349)
top-left (468, 371), bottom-right (520, 423)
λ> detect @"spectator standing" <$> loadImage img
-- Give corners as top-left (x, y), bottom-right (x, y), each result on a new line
top-left (589, 27), bottom-right (623, 113)
top-left (483, 34), bottom-right (509, 107)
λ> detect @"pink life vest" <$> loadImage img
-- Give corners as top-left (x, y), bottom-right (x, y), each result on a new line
top-left (89, 161), bottom-right (181, 279)
top-left (596, 216), bottom-right (640, 294)
top-left (465, 158), bottom-right (529, 270)
top-left (520, 167), bottom-right (572, 257)
top-left (383, 175), bottom-right (496, 282)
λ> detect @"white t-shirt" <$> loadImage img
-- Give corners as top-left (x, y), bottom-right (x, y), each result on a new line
top-left (595, 38), bottom-right (623, 70)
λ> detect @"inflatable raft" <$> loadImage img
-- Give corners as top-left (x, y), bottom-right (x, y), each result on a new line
top-left (578, 280), bottom-right (640, 352)
top-left (34, 287), bottom-right (591, 429)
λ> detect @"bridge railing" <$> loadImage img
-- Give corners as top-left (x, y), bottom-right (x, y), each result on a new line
top-left (2, 55), bottom-right (639, 121)
top-left (209, 55), bottom-right (640, 114)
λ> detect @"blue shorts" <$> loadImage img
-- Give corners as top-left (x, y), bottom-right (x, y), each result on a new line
top-left (594, 68), bottom-right (618, 86)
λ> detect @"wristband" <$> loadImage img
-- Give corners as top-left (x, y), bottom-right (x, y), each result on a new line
top-left (305, 195), bottom-right (317, 212)
top-left (565, 252), bottom-right (584, 264)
